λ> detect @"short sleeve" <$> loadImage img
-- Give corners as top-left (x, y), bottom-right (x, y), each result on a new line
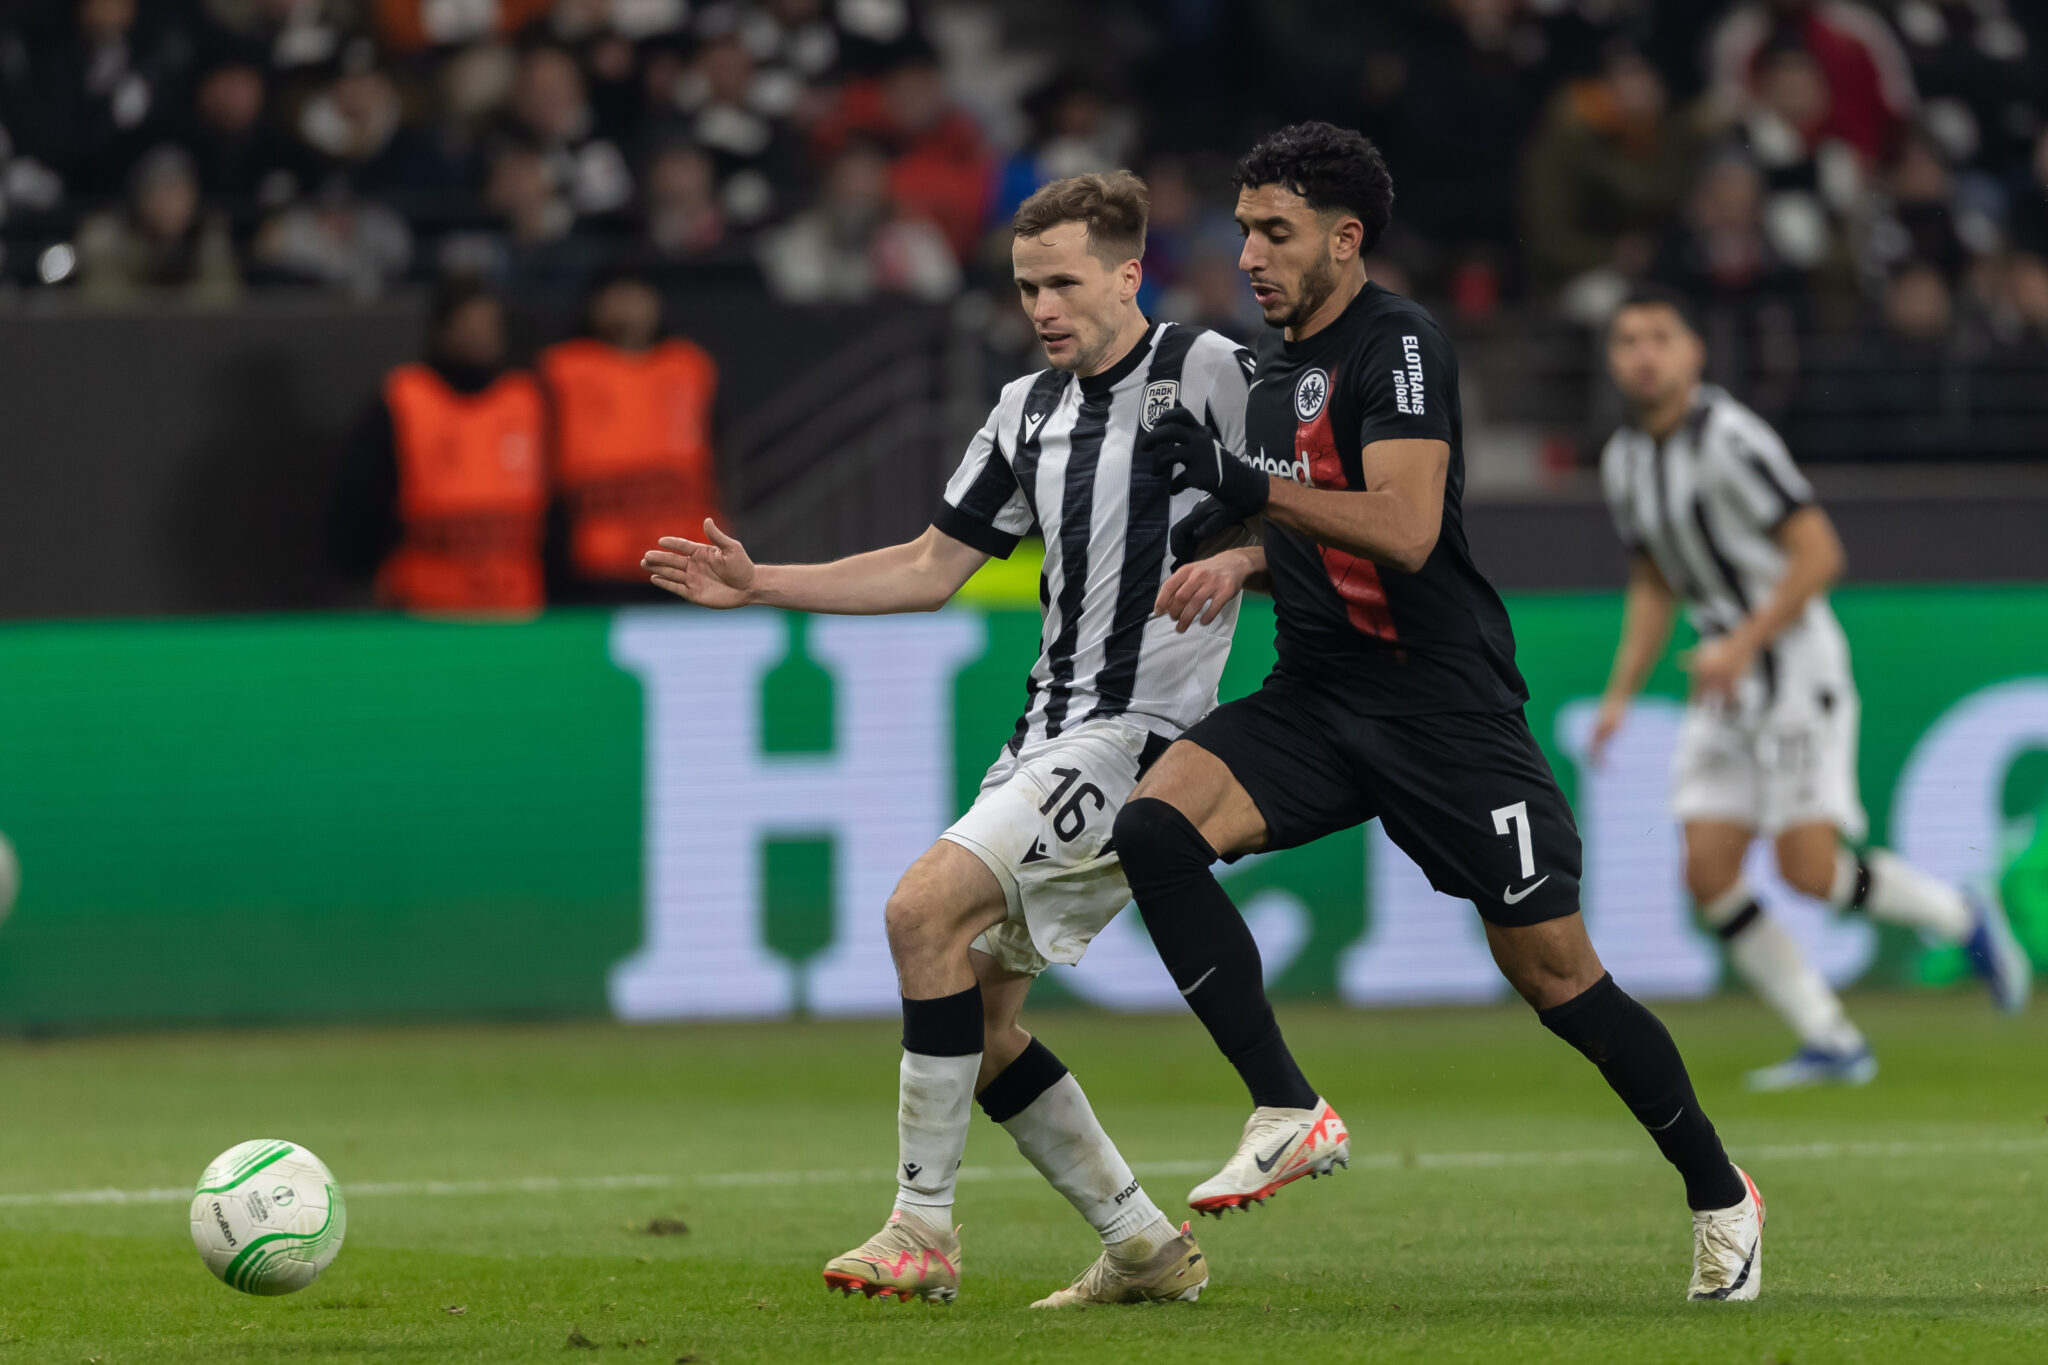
top-left (1354, 315), bottom-right (1455, 448)
top-left (1599, 432), bottom-right (1641, 553)
top-left (1186, 334), bottom-right (1254, 458)
top-left (1716, 408), bottom-right (1813, 532)
top-left (933, 402), bottom-right (1032, 558)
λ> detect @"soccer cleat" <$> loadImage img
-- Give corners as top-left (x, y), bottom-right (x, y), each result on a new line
top-left (1743, 1044), bottom-right (1877, 1092)
top-left (1689, 1166), bottom-right (1765, 1302)
top-left (1962, 889), bottom-right (2032, 1015)
top-left (1187, 1096), bottom-right (1349, 1217)
top-left (1031, 1221), bottom-right (1208, 1308)
top-left (821, 1209), bottom-right (961, 1303)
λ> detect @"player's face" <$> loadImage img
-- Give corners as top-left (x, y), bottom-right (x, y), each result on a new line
top-left (1607, 304), bottom-right (1705, 409)
top-left (1013, 224), bottom-right (1139, 374)
top-left (1235, 184), bottom-right (1343, 331)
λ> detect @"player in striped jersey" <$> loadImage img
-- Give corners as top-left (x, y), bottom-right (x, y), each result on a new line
top-left (1591, 286), bottom-right (2032, 1091)
top-left (643, 171), bottom-right (1256, 1307)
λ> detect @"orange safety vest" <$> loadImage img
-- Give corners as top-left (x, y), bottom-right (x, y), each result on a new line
top-left (379, 364), bottom-right (547, 613)
top-left (540, 337), bottom-right (722, 583)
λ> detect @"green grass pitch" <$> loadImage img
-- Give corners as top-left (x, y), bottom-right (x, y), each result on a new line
top-left (1, 993), bottom-right (2043, 1364)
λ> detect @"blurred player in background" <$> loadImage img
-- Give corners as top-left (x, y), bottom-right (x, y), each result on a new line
top-left (644, 171), bottom-right (1261, 1307)
top-left (1125, 123), bottom-right (1766, 1302)
top-left (1591, 286), bottom-right (2032, 1091)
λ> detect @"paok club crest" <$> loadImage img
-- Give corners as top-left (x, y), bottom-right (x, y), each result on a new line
top-left (1141, 380), bottom-right (1180, 429)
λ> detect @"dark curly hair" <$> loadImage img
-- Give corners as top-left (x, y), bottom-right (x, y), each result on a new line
top-left (1232, 122), bottom-right (1394, 253)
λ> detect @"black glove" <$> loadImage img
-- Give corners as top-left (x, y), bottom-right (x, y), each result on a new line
top-left (1139, 407), bottom-right (1270, 511)
top-left (1169, 495), bottom-right (1253, 567)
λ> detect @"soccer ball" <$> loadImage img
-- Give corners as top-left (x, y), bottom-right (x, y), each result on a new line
top-left (189, 1140), bottom-right (347, 1295)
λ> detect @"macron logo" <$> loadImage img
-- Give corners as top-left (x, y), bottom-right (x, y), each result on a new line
top-left (1249, 447), bottom-right (1312, 484)
top-left (1392, 335), bottom-right (1425, 416)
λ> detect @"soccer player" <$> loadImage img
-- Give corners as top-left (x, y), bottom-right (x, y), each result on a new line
top-left (1589, 285), bottom-right (2032, 1090)
top-left (643, 171), bottom-right (1258, 1307)
top-left (1122, 123), bottom-right (1765, 1301)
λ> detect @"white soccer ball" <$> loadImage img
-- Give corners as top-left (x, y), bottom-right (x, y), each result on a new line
top-left (189, 1140), bottom-right (347, 1295)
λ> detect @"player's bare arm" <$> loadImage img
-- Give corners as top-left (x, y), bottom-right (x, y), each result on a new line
top-left (1154, 544), bottom-right (1268, 633)
top-left (1590, 553), bottom-right (1679, 764)
top-left (1683, 505), bottom-right (1843, 701)
top-left (1259, 438), bottom-right (1448, 573)
top-left (642, 519), bottom-right (988, 614)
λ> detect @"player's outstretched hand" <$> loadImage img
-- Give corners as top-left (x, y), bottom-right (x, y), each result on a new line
top-left (1155, 547), bottom-right (1255, 634)
top-left (1586, 694), bottom-right (1629, 768)
top-left (1138, 407), bottom-right (1270, 511)
top-left (641, 519), bottom-right (756, 609)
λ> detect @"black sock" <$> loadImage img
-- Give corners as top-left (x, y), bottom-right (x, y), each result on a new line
top-left (1538, 973), bottom-right (1743, 1211)
top-left (901, 984), bottom-right (982, 1057)
top-left (976, 1036), bottom-right (1069, 1122)
top-left (1113, 798), bottom-right (1318, 1110)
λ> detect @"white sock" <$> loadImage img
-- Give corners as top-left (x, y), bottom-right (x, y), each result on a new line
top-left (893, 1050), bottom-right (980, 1225)
top-left (1834, 847), bottom-right (1973, 942)
top-left (1001, 1073), bottom-right (1174, 1254)
top-left (1703, 881), bottom-right (1864, 1054)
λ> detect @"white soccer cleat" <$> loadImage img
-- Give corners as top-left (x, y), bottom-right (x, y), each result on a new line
top-left (1031, 1221), bottom-right (1208, 1308)
top-left (1744, 1044), bottom-right (1877, 1092)
top-left (1187, 1096), bottom-right (1349, 1217)
top-left (1689, 1166), bottom-right (1765, 1302)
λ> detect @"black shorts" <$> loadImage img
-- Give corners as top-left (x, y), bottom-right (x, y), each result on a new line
top-left (1182, 674), bottom-right (1582, 927)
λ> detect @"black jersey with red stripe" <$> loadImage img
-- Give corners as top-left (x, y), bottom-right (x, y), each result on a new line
top-left (1245, 282), bottom-right (1526, 716)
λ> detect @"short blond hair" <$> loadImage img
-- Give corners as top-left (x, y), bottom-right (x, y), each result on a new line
top-left (1012, 170), bottom-right (1149, 265)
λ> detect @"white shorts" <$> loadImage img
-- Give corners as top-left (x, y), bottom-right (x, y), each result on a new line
top-left (1672, 676), bottom-right (1866, 840)
top-left (941, 718), bottom-right (1163, 976)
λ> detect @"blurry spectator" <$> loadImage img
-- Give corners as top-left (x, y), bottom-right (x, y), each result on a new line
top-left (186, 58), bottom-right (300, 236)
top-left (1167, 245), bottom-right (1260, 344)
top-left (539, 270), bottom-right (723, 601)
top-left (1651, 154), bottom-right (1809, 304)
top-left (666, 32), bottom-right (806, 227)
top-left (1734, 41), bottom-right (1865, 277)
top-left (332, 279), bottom-right (548, 612)
top-left (991, 76), bottom-right (1136, 223)
top-left (1884, 0), bottom-right (2039, 175)
top-left (298, 54), bottom-right (465, 214)
top-left (372, 0), bottom-right (549, 55)
top-left (1883, 256), bottom-right (1953, 339)
top-left (24, 0), bottom-right (196, 199)
top-left (2002, 251), bottom-right (2048, 344)
top-left (199, 0), bottom-right (358, 99)
top-left (813, 52), bottom-right (992, 260)
top-left (1142, 155), bottom-right (1238, 317)
top-left (817, 0), bottom-right (927, 76)
top-left (704, 0), bottom-right (843, 111)
top-left (441, 141), bottom-right (596, 295)
top-left (76, 144), bottom-right (241, 306)
top-left (1523, 45), bottom-right (1702, 297)
top-left (2004, 129), bottom-right (2048, 258)
top-left (639, 142), bottom-right (732, 263)
top-left (1860, 131), bottom-right (1979, 286)
top-left (253, 177), bottom-right (411, 296)
top-left (1710, 0), bottom-right (1917, 165)
top-left (1350, 0), bottom-right (1543, 282)
top-left (505, 43), bottom-right (633, 217)
top-left (757, 139), bottom-right (957, 302)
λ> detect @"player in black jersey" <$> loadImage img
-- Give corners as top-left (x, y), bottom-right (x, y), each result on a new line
top-left (1121, 123), bottom-right (1765, 1302)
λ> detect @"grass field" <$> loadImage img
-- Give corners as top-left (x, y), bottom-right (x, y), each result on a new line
top-left (1, 993), bottom-right (2043, 1364)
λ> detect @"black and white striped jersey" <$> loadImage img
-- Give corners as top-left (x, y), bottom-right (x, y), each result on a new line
top-left (1601, 384), bottom-right (1844, 662)
top-left (933, 321), bottom-right (1254, 747)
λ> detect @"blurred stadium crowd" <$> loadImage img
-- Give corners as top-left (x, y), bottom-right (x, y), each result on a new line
top-left (0, 0), bottom-right (2043, 461)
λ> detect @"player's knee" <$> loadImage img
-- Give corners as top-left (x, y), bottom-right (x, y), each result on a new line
top-left (1112, 798), bottom-right (1210, 882)
top-left (1775, 843), bottom-right (1837, 899)
top-left (883, 881), bottom-right (947, 949)
top-left (1683, 856), bottom-right (1741, 907)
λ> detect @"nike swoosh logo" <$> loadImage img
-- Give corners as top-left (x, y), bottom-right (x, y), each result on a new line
top-left (1179, 966), bottom-right (1217, 997)
top-left (1501, 875), bottom-right (1550, 906)
top-left (1253, 1136), bottom-right (1294, 1173)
